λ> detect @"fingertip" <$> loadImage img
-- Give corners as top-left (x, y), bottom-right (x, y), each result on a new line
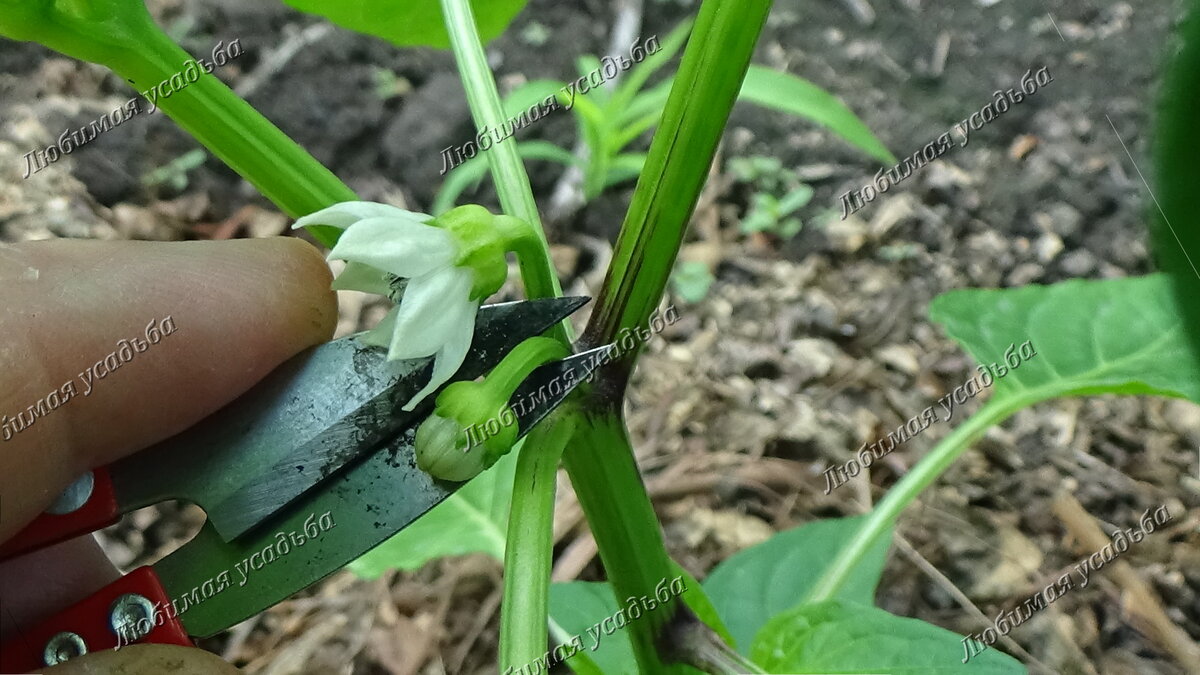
top-left (271, 236), bottom-right (338, 346)
top-left (0, 237), bottom-right (338, 538)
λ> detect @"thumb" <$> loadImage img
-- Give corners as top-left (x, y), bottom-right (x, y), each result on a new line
top-left (0, 237), bottom-right (336, 542)
top-left (43, 644), bottom-right (242, 674)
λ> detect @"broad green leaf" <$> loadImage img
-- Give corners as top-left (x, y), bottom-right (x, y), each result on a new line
top-left (930, 275), bottom-right (1200, 405)
top-left (702, 516), bottom-right (892, 653)
top-left (548, 581), bottom-right (704, 675)
top-left (740, 65), bottom-right (896, 164)
top-left (751, 600), bottom-right (1026, 675)
top-left (347, 448), bottom-right (518, 577)
top-left (548, 618), bottom-right (605, 675)
top-left (281, 0), bottom-right (528, 49)
top-left (550, 582), bottom-right (638, 673)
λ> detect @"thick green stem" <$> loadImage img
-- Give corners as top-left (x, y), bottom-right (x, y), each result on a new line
top-left (439, 0), bottom-right (570, 344)
top-left (666, 615), bottom-right (766, 674)
top-left (105, 25), bottom-right (355, 247)
top-left (500, 412), bottom-right (577, 671)
top-left (806, 398), bottom-right (1023, 602)
top-left (562, 0), bottom-right (773, 672)
top-left (581, 0), bottom-right (773, 349)
top-left (568, 411), bottom-right (686, 673)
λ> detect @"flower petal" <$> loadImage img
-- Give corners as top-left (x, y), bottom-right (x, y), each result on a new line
top-left (358, 305), bottom-right (399, 348)
top-left (401, 302), bottom-right (478, 411)
top-left (387, 268), bottom-right (475, 359)
top-left (331, 261), bottom-right (393, 295)
top-left (328, 217), bottom-right (458, 279)
top-left (292, 201), bottom-right (432, 231)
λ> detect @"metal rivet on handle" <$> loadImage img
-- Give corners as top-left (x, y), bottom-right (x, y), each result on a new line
top-left (43, 631), bottom-right (86, 665)
top-left (46, 471), bottom-right (94, 515)
top-left (109, 593), bottom-right (157, 644)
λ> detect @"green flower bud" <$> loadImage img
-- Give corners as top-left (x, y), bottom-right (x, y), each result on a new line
top-left (415, 379), bottom-right (519, 481)
top-left (414, 338), bottom-right (568, 481)
top-left (415, 413), bottom-right (486, 482)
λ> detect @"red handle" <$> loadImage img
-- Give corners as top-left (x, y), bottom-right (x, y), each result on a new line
top-left (0, 468), bottom-right (119, 562)
top-left (0, 566), bottom-right (192, 673)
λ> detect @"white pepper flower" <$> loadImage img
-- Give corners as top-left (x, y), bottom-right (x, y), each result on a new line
top-left (295, 202), bottom-right (515, 410)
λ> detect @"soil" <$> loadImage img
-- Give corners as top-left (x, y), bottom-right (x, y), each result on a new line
top-left (1, 0), bottom-right (1197, 674)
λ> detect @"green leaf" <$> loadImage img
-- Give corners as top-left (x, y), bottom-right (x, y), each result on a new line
top-left (605, 153), bottom-right (648, 188)
top-left (671, 261), bottom-right (715, 303)
top-left (347, 448), bottom-right (518, 577)
top-left (503, 79), bottom-right (566, 118)
top-left (805, 275), bottom-right (1200, 605)
top-left (432, 141), bottom-right (581, 215)
top-left (739, 65), bottom-right (896, 164)
top-left (929, 275), bottom-right (1200, 405)
top-left (703, 516), bottom-right (892, 653)
top-left (575, 54), bottom-right (610, 107)
top-left (570, 95), bottom-right (611, 199)
top-left (610, 20), bottom-right (695, 117)
top-left (670, 561), bottom-right (736, 647)
top-left (777, 185), bottom-right (815, 214)
top-left (281, 0), bottom-right (529, 49)
top-left (550, 582), bottom-right (638, 673)
top-left (751, 600), bottom-right (1026, 674)
top-left (615, 78), bottom-right (674, 131)
top-left (549, 581), bottom-right (706, 675)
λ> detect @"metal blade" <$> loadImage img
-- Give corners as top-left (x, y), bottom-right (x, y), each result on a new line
top-left (109, 297), bottom-right (588, 542)
top-left (508, 344), bottom-right (613, 437)
top-left (207, 297), bottom-right (589, 541)
top-left (154, 347), bottom-right (608, 638)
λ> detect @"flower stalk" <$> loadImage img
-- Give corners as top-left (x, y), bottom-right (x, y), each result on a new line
top-left (436, 2), bottom-right (578, 671)
top-left (500, 411), bottom-right (577, 668)
top-left (438, 0), bottom-right (568, 330)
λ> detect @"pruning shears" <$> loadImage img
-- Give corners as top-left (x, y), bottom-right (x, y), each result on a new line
top-left (0, 296), bottom-right (601, 673)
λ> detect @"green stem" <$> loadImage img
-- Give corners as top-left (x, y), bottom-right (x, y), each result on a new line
top-left (562, 0), bottom-right (772, 671)
top-left (485, 337), bottom-right (570, 395)
top-left (669, 618), bottom-right (766, 674)
top-left (436, 4), bottom-right (578, 670)
top-left (805, 397), bottom-right (1023, 603)
top-left (439, 0), bottom-right (569, 343)
top-left (495, 215), bottom-right (554, 276)
top-left (1155, 4), bottom-right (1200, 359)
top-left (581, 0), bottom-right (773, 349)
top-left (568, 411), bottom-right (686, 673)
top-left (105, 26), bottom-right (355, 247)
top-left (500, 412), bottom-right (577, 671)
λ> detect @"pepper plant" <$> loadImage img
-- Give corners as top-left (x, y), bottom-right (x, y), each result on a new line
top-left (7, 0), bottom-right (1200, 673)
